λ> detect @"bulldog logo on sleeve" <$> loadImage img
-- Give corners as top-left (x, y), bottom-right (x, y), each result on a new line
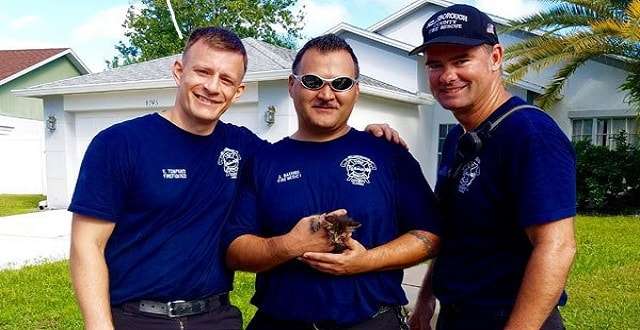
top-left (340, 155), bottom-right (377, 186)
top-left (218, 147), bottom-right (241, 179)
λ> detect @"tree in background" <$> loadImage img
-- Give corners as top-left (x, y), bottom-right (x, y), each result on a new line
top-left (108, 0), bottom-right (304, 68)
top-left (106, 41), bottom-right (140, 69)
top-left (503, 0), bottom-right (640, 111)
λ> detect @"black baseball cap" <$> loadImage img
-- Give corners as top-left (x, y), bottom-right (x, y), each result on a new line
top-left (409, 4), bottom-right (499, 55)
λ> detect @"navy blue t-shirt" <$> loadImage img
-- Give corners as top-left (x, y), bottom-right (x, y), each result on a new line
top-left (69, 113), bottom-right (266, 305)
top-left (433, 96), bottom-right (576, 307)
top-left (224, 129), bottom-right (441, 325)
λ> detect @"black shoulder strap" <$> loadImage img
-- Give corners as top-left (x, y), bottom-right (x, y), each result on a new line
top-left (488, 104), bottom-right (543, 132)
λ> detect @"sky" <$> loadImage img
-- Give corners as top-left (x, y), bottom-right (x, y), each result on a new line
top-left (0, 0), bottom-right (543, 72)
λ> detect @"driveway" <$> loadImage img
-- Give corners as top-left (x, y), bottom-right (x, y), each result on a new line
top-left (0, 209), bottom-right (435, 320)
top-left (0, 209), bottom-right (71, 269)
top-left (0, 210), bottom-right (430, 295)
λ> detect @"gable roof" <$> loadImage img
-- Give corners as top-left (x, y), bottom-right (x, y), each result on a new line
top-left (326, 23), bottom-right (416, 53)
top-left (368, 0), bottom-right (514, 33)
top-left (367, 0), bottom-right (628, 72)
top-left (0, 48), bottom-right (91, 86)
top-left (15, 38), bottom-right (431, 105)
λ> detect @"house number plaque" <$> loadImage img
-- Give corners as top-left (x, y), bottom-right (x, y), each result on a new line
top-left (145, 99), bottom-right (159, 107)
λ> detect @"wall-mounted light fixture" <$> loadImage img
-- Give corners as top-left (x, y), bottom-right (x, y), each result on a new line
top-left (46, 115), bottom-right (57, 132)
top-left (265, 105), bottom-right (276, 126)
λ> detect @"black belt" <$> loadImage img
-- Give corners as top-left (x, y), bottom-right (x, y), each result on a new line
top-left (121, 293), bottom-right (230, 318)
top-left (313, 306), bottom-right (397, 330)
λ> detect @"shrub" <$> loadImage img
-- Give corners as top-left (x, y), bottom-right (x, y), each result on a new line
top-left (575, 132), bottom-right (640, 214)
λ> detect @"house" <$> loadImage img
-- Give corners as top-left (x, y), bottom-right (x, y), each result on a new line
top-left (14, 0), bottom-right (635, 208)
top-left (1, 48), bottom-right (90, 194)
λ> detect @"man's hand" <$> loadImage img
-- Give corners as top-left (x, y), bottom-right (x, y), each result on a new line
top-left (408, 262), bottom-right (436, 330)
top-left (70, 214), bottom-right (116, 330)
top-left (283, 211), bottom-right (346, 257)
top-left (365, 123), bottom-right (408, 149)
top-left (504, 217), bottom-right (576, 330)
top-left (299, 237), bottom-right (370, 275)
top-left (226, 209), bottom-right (347, 272)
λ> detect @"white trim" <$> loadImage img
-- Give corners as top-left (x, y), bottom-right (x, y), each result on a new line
top-left (506, 76), bottom-right (546, 94)
top-left (368, 0), bottom-right (550, 40)
top-left (368, 0), bottom-right (432, 32)
top-left (0, 49), bottom-right (91, 87)
top-left (13, 79), bottom-right (175, 97)
top-left (244, 69), bottom-right (291, 81)
top-left (568, 109), bottom-right (636, 118)
top-left (325, 23), bottom-right (416, 52)
top-left (15, 71), bottom-right (429, 105)
top-left (13, 69), bottom-right (429, 105)
top-left (65, 49), bottom-right (92, 74)
top-left (368, 0), bottom-right (517, 33)
top-left (360, 84), bottom-right (434, 105)
top-left (13, 70), bottom-right (293, 97)
top-left (367, 0), bottom-right (627, 71)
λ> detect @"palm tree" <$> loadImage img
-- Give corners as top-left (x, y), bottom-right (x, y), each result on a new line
top-left (503, 0), bottom-right (640, 111)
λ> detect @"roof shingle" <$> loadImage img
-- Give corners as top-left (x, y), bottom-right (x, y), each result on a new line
top-left (22, 39), bottom-right (413, 96)
top-left (0, 48), bottom-right (69, 82)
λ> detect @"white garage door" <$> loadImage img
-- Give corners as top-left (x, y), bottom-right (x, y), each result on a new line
top-left (0, 115), bottom-right (45, 194)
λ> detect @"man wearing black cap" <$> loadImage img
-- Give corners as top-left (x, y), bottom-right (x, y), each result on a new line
top-left (408, 4), bottom-right (576, 330)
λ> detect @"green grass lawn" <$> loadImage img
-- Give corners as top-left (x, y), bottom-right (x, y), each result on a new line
top-left (0, 261), bottom-right (257, 329)
top-left (561, 216), bottom-right (640, 329)
top-left (0, 194), bottom-right (45, 217)
top-left (0, 215), bottom-right (637, 329)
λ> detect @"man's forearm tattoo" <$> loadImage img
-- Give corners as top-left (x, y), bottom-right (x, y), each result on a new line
top-left (409, 230), bottom-right (437, 259)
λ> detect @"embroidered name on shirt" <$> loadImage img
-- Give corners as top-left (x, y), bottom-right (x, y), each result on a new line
top-left (218, 147), bottom-right (241, 179)
top-left (277, 170), bottom-right (302, 183)
top-left (162, 169), bottom-right (187, 179)
top-left (340, 155), bottom-right (377, 186)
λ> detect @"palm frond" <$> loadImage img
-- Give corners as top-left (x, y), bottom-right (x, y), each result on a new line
top-left (505, 52), bottom-right (575, 83)
top-left (538, 56), bottom-right (591, 109)
top-left (504, 35), bottom-right (561, 59)
top-left (505, 4), bottom-right (602, 33)
top-left (607, 0), bottom-right (637, 11)
top-left (620, 61), bottom-right (640, 112)
top-left (539, 0), bottom-right (618, 17)
top-left (504, 0), bottom-right (640, 113)
top-left (560, 0), bottom-right (631, 18)
top-left (591, 19), bottom-right (640, 42)
top-left (625, 0), bottom-right (640, 41)
top-left (506, 30), bottom-right (613, 63)
top-left (629, 0), bottom-right (640, 18)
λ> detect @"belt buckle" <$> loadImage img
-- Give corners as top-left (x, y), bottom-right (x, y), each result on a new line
top-left (167, 300), bottom-right (186, 318)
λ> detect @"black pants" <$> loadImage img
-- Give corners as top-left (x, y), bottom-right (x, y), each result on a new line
top-left (247, 307), bottom-right (407, 330)
top-left (436, 304), bottom-right (565, 330)
top-left (111, 303), bottom-right (243, 330)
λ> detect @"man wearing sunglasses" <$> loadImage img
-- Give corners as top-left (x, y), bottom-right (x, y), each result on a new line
top-left (224, 34), bottom-right (442, 330)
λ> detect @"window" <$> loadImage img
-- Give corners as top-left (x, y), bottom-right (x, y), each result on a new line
top-left (571, 117), bottom-right (638, 148)
top-left (572, 119), bottom-right (593, 143)
top-left (438, 123), bottom-right (458, 165)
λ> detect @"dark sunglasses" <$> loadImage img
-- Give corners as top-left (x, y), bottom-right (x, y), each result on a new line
top-left (292, 74), bottom-right (358, 92)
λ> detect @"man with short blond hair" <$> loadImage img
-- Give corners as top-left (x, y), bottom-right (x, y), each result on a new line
top-left (69, 27), bottom-right (257, 330)
top-left (70, 27), bottom-right (407, 330)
